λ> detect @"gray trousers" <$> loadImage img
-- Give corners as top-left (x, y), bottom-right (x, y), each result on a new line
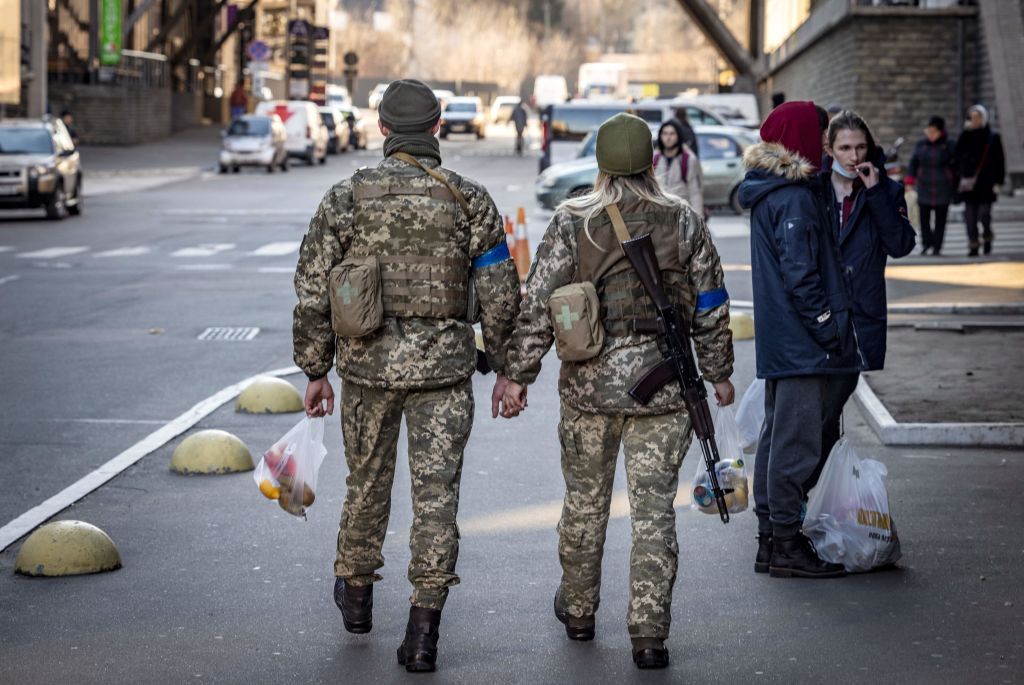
top-left (753, 375), bottom-right (827, 538)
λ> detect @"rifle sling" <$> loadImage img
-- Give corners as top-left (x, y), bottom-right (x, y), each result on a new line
top-left (605, 202), bottom-right (632, 248)
top-left (392, 152), bottom-right (472, 216)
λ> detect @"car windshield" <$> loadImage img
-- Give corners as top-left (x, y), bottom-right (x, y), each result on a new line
top-left (320, 112), bottom-right (336, 126)
top-left (578, 130), bottom-right (598, 158)
top-left (446, 103), bottom-right (478, 113)
top-left (228, 119), bottom-right (271, 136)
top-left (0, 128), bottom-right (54, 154)
top-left (632, 108), bottom-right (662, 124)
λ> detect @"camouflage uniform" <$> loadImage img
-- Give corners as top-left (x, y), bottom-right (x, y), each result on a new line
top-left (505, 191), bottom-right (733, 638)
top-left (294, 154), bottom-right (520, 610)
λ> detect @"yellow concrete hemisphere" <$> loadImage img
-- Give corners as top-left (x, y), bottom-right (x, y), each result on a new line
top-left (170, 429), bottom-right (254, 474)
top-left (15, 521), bottom-right (122, 577)
top-left (730, 312), bottom-right (755, 340)
top-left (235, 376), bottom-right (304, 414)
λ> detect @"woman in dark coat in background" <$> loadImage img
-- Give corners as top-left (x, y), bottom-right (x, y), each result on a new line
top-left (954, 104), bottom-right (1006, 256)
top-left (906, 115), bottom-right (958, 255)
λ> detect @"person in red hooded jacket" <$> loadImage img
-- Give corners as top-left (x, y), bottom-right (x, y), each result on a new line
top-left (737, 101), bottom-right (859, 580)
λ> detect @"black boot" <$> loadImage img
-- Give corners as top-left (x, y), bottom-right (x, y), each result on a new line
top-left (754, 534), bottom-right (772, 574)
top-left (983, 239), bottom-right (993, 255)
top-left (769, 534), bottom-right (846, 578)
top-left (397, 606), bottom-right (441, 673)
top-left (334, 578), bottom-right (373, 634)
top-left (553, 588), bottom-right (595, 641)
top-left (968, 245), bottom-right (980, 257)
top-left (631, 637), bottom-right (669, 669)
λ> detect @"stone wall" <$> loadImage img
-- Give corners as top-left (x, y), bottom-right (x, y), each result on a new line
top-left (48, 83), bottom-right (173, 145)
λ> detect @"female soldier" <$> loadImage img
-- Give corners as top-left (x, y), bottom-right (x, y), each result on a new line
top-left (501, 113), bottom-right (735, 669)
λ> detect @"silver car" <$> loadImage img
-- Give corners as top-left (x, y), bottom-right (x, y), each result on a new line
top-left (0, 117), bottom-right (83, 220)
top-left (219, 115), bottom-right (288, 174)
top-left (536, 124), bottom-right (759, 213)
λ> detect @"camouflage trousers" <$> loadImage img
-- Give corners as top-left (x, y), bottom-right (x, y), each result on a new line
top-left (334, 378), bottom-right (473, 611)
top-left (556, 401), bottom-right (693, 639)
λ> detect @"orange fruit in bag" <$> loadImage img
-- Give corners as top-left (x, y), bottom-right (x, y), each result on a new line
top-left (258, 479), bottom-right (281, 500)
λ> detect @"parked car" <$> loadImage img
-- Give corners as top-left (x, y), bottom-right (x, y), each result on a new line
top-left (219, 114), bottom-right (288, 174)
top-left (319, 106), bottom-right (349, 154)
top-left (0, 117), bottom-right (82, 220)
top-left (490, 96), bottom-right (521, 125)
top-left (368, 83), bottom-right (389, 110)
top-left (630, 98), bottom-right (729, 128)
top-left (440, 96), bottom-right (486, 139)
top-left (253, 100), bottom-right (328, 165)
top-left (325, 84), bottom-right (352, 109)
top-left (336, 105), bottom-right (369, 150)
top-left (542, 100), bottom-right (631, 143)
top-left (535, 124), bottom-right (758, 213)
top-left (432, 89), bottom-right (455, 110)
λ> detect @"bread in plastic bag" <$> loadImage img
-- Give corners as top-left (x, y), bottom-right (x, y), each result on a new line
top-left (691, 405), bottom-right (749, 515)
top-left (803, 437), bottom-right (901, 572)
top-left (735, 378), bottom-right (765, 453)
top-left (253, 417), bottom-right (328, 518)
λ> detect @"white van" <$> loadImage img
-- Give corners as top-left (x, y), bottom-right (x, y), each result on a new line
top-left (533, 75), bottom-right (569, 109)
top-left (253, 100), bottom-right (329, 166)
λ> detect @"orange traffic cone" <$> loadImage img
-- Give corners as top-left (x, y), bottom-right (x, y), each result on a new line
top-left (513, 206), bottom-right (530, 281)
top-left (504, 214), bottom-right (515, 252)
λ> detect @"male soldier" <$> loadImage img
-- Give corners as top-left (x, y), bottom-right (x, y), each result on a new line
top-left (293, 79), bottom-right (520, 673)
top-left (501, 113), bottom-right (734, 668)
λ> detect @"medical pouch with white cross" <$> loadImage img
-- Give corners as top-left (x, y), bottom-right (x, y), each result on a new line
top-left (329, 255), bottom-right (383, 338)
top-left (547, 281), bottom-right (604, 362)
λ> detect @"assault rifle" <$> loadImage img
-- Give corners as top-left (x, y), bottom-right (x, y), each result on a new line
top-left (621, 232), bottom-right (731, 524)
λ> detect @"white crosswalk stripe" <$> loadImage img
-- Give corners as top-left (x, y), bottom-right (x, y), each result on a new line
top-left (0, 246), bottom-right (14, 253)
top-left (250, 241), bottom-right (301, 256)
top-left (94, 246), bottom-right (152, 258)
top-left (171, 243), bottom-right (235, 258)
top-left (16, 247), bottom-right (89, 259)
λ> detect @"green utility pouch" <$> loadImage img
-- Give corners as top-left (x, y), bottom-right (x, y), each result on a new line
top-left (548, 281), bottom-right (604, 362)
top-left (329, 255), bottom-right (383, 338)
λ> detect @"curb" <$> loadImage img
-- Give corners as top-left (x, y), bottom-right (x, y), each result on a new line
top-left (729, 300), bottom-right (1024, 315)
top-left (853, 376), bottom-right (1024, 447)
top-left (87, 165), bottom-right (210, 179)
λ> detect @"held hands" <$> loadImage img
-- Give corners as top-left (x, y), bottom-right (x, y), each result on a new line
top-left (713, 380), bottom-right (735, 407)
top-left (856, 162), bottom-right (880, 189)
top-left (304, 378), bottom-right (335, 417)
top-left (494, 379), bottom-right (528, 419)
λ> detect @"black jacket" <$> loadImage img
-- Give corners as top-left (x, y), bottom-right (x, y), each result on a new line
top-left (739, 142), bottom-right (861, 379)
top-left (954, 126), bottom-right (1005, 204)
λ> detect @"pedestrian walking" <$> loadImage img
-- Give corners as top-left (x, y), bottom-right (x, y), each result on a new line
top-left (806, 110), bottom-right (915, 492)
top-left (229, 83), bottom-right (247, 119)
top-left (501, 112), bottom-right (735, 670)
top-left (738, 101), bottom-right (859, 580)
top-left (954, 104), bottom-right (1006, 256)
top-left (511, 100), bottom-right (528, 155)
top-left (672, 107), bottom-right (700, 158)
top-left (906, 115), bottom-right (958, 255)
top-left (59, 109), bottom-right (79, 147)
top-left (654, 119), bottom-right (704, 217)
top-left (292, 79), bottom-right (521, 674)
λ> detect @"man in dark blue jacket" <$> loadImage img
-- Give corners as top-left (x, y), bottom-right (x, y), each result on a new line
top-left (739, 101), bottom-right (860, 579)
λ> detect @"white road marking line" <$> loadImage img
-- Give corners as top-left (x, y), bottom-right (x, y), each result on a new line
top-left (171, 243), bottom-right (235, 258)
top-left (0, 246), bottom-right (14, 253)
top-left (31, 418), bottom-right (170, 425)
top-left (16, 246), bottom-right (89, 259)
top-left (257, 266), bottom-right (296, 274)
top-left (250, 241), bottom-right (301, 256)
top-left (0, 365), bottom-right (302, 552)
top-left (94, 246), bottom-right (152, 258)
top-left (0, 275), bottom-right (20, 286)
top-left (176, 264), bottom-right (232, 271)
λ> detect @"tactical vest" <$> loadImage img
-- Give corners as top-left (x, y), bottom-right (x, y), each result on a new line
top-left (573, 203), bottom-right (693, 336)
top-left (350, 166), bottom-right (470, 319)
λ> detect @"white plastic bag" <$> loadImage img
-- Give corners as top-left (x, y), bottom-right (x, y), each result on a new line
top-left (253, 417), bottom-right (328, 518)
top-left (735, 379), bottom-right (765, 453)
top-left (803, 438), bottom-right (901, 572)
top-left (691, 405), bottom-right (749, 515)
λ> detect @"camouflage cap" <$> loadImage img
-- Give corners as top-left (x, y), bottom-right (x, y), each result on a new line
top-left (596, 112), bottom-right (653, 176)
top-left (378, 79), bottom-right (441, 133)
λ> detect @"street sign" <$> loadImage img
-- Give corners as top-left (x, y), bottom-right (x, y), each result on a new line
top-left (246, 40), bottom-right (271, 62)
top-left (99, 0), bottom-right (122, 66)
top-left (343, 51), bottom-right (358, 67)
top-left (288, 19), bottom-right (310, 37)
top-left (312, 25), bottom-right (329, 41)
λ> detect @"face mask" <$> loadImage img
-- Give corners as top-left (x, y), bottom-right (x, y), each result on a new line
top-left (832, 161), bottom-right (859, 180)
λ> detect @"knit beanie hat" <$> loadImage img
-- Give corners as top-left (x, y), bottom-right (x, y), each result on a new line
top-left (596, 112), bottom-right (654, 176)
top-left (760, 101), bottom-right (824, 172)
top-left (378, 79), bottom-right (442, 133)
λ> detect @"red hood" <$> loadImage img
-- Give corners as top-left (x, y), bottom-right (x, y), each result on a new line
top-left (759, 101), bottom-right (822, 172)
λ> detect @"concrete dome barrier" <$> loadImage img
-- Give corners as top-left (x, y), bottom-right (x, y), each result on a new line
top-left (170, 429), bottom-right (254, 474)
top-left (15, 521), bottom-right (122, 577)
top-left (730, 312), bottom-right (755, 340)
top-left (235, 376), bottom-right (304, 414)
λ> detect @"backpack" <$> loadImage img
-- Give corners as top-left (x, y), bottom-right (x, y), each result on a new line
top-left (654, 150), bottom-right (689, 180)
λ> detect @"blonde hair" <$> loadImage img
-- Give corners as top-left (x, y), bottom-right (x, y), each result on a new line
top-left (558, 168), bottom-right (684, 247)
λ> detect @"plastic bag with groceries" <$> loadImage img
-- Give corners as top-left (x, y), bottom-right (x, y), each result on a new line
top-left (253, 416), bottom-right (327, 518)
top-left (735, 378), bottom-right (765, 453)
top-left (803, 438), bottom-right (901, 572)
top-left (691, 405), bottom-right (749, 515)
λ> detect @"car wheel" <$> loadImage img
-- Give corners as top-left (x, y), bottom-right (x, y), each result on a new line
top-left (68, 176), bottom-right (83, 216)
top-left (568, 185), bottom-right (592, 199)
top-left (218, 165), bottom-right (228, 174)
top-left (730, 187), bottom-right (743, 215)
top-left (232, 166), bottom-right (240, 173)
top-left (45, 185), bottom-right (68, 220)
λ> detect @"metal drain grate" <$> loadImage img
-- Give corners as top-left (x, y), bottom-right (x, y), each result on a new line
top-left (197, 327), bottom-right (260, 341)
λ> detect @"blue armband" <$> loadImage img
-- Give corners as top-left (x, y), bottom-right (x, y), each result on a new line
top-left (472, 241), bottom-right (512, 269)
top-left (696, 286), bottom-right (729, 313)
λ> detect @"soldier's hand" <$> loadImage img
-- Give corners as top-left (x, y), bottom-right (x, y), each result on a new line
top-left (713, 380), bottom-right (735, 407)
top-left (501, 381), bottom-right (528, 418)
top-left (305, 378), bottom-right (335, 417)
top-left (491, 375), bottom-right (509, 419)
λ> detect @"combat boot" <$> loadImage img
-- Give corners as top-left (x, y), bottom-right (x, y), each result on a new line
top-left (333, 578), bottom-right (373, 634)
top-left (631, 637), bottom-right (669, 669)
top-left (754, 534), bottom-right (772, 574)
top-left (553, 588), bottom-right (595, 641)
top-left (769, 534), bottom-right (846, 578)
top-left (396, 606), bottom-right (441, 673)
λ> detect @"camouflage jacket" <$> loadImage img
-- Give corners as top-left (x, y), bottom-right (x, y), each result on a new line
top-left (504, 194), bottom-right (733, 415)
top-left (293, 155), bottom-right (520, 389)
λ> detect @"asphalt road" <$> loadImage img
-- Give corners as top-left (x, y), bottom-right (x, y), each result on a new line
top-left (0, 134), bottom-right (1021, 684)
